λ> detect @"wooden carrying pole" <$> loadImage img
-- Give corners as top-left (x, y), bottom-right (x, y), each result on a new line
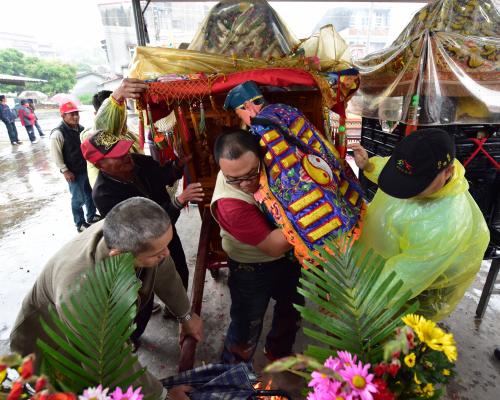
top-left (178, 207), bottom-right (213, 372)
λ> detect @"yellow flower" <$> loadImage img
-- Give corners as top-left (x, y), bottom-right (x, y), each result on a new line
top-left (442, 368), bottom-right (451, 376)
top-left (414, 372), bottom-right (421, 385)
top-left (402, 314), bottom-right (424, 331)
top-left (404, 353), bottom-right (416, 368)
top-left (402, 314), bottom-right (457, 362)
top-left (422, 383), bottom-right (434, 397)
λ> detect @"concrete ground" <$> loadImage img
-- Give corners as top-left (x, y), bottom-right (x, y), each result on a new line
top-left (0, 110), bottom-right (499, 399)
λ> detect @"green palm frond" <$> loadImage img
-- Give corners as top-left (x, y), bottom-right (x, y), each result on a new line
top-left (37, 253), bottom-right (144, 393)
top-left (297, 236), bottom-right (419, 364)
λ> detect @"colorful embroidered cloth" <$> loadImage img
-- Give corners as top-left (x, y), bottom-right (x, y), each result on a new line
top-left (252, 103), bottom-right (365, 264)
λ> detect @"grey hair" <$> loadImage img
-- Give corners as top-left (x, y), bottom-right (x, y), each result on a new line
top-left (103, 197), bottom-right (171, 254)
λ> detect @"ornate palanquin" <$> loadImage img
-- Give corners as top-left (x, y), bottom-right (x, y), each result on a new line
top-left (128, 0), bottom-right (362, 371)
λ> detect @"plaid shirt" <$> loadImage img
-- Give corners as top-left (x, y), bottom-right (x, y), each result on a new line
top-left (161, 363), bottom-right (290, 399)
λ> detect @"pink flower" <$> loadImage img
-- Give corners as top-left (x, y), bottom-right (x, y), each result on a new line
top-left (324, 356), bottom-right (342, 373)
top-left (79, 385), bottom-right (110, 400)
top-left (337, 351), bottom-right (357, 367)
top-left (308, 371), bottom-right (342, 399)
top-left (340, 361), bottom-right (378, 400)
top-left (110, 387), bottom-right (143, 400)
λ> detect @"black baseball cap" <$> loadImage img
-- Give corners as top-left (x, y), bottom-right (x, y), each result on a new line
top-left (378, 128), bottom-right (455, 199)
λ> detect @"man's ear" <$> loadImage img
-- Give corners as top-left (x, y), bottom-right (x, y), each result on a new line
top-left (108, 249), bottom-right (122, 257)
top-left (446, 163), bottom-right (455, 178)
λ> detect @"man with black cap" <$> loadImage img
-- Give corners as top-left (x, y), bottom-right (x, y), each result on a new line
top-left (351, 128), bottom-right (489, 320)
top-left (50, 101), bottom-right (98, 232)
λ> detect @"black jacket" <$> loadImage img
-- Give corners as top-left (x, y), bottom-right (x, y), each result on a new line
top-left (92, 154), bottom-right (184, 222)
top-left (52, 122), bottom-right (86, 174)
top-left (0, 103), bottom-right (16, 124)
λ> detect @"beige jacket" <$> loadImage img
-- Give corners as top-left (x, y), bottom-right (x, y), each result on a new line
top-left (10, 220), bottom-right (189, 398)
top-left (210, 171), bottom-right (280, 264)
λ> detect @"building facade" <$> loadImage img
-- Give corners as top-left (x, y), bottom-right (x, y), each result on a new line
top-left (98, 1), bottom-right (211, 74)
top-left (0, 32), bottom-right (57, 59)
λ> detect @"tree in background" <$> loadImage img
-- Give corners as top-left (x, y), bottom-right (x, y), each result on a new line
top-left (0, 48), bottom-right (76, 95)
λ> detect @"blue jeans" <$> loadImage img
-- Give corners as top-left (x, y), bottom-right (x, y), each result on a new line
top-left (3, 121), bottom-right (19, 143)
top-left (68, 172), bottom-right (96, 228)
top-left (34, 121), bottom-right (44, 136)
top-left (221, 257), bottom-right (304, 363)
top-left (24, 124), bottom-right (36, 142)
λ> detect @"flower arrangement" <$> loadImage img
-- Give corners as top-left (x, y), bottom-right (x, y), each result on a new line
top-left (0, 353), bottom-right (142, 400)
top-left (267, 314), bottom-right (457, 400)
top-left (371, 314), bottom-right (457, 400)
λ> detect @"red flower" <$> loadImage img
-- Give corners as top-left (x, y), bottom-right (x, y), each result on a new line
top-left (7, 381), bottom-right (23, 400)
top-left (374, 363), bottom-right (388, 377)
top-left (47, 392), bottom-right (77, 400)
top-left (20, 356), bottom-right (34, 379)
top-left (374, 389), bottom-right (396, 400)
top-left (388, 362), bottom-right (400, 378)
top-left (406, 331), bottom-right (415, 349)
top-left (373, 378), bottom-right (387, 390)
top-left (35, 376), bottom-right (48, 392)
top-left (373, 379), bottom-right (396, 400)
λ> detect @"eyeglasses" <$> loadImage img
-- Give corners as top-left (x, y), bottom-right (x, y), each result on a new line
top-left (225, 163), bottom-right (261, 185)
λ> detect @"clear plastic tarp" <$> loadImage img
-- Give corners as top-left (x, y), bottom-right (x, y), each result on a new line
top-left (350, 0), bottom-right (500, 126)
top-left (188, 0), bottom-right (298, 58)
top-left (297, 24), bottom-right (352, 65)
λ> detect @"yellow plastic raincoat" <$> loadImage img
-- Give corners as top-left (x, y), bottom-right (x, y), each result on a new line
top-left (359, 157), bottom-right (489, 321)
top-left (80, 96), bottom-right (143, 187)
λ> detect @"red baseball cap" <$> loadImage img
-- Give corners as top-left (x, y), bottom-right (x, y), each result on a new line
top-left (81, 130), bottom-right (134, 164)
top-left (60, 101), bottom-right (81, 114)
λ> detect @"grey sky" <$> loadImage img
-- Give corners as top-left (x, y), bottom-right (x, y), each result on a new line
top-left (0, 1), bottom-right (424, 50)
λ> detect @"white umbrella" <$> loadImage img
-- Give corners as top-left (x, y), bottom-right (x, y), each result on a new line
top-left (50, 93), bottom-right (81, 106)
top-left (18, 90), bottom-right (49, 101)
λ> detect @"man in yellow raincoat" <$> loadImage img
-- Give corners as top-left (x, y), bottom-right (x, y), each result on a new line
top-left (351, 128), bottom-right (489, 321)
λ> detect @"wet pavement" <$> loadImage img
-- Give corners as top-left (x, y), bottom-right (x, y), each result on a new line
top-left (0, 111), bottom-right (499, 399)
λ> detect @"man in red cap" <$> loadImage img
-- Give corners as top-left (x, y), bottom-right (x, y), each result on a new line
top-left (81, 129), bottom-right (204, 344)
top-left (50, 101), bottom-right (99, 233)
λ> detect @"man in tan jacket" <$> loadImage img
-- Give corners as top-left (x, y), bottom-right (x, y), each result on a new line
top-left (10, 197), bottom-right (203, 399)
top-left (211, 129), bottom-right (304, 364)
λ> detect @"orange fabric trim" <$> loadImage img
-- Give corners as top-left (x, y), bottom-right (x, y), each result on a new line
top-left (255, 169), bottom-right (366, 267)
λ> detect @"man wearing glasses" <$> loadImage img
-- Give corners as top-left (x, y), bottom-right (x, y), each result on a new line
top-left (211, 129), bottom-right (304, 364)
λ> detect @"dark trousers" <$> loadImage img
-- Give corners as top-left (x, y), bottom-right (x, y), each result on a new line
top-left (169, 227), bottom-right (189, 289)
top-left (34, 121), bottom-right (44, 136)
top-left (3, 121), bottom-right (19, 143)
top-left (221, 257), bottom-right (304, 364)
top-left (131, 294), bottom-right (154, 344)
top-left (67, 172), bottom-right (96, 228)
top-left (24, 124), bottom-right (36, 142)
